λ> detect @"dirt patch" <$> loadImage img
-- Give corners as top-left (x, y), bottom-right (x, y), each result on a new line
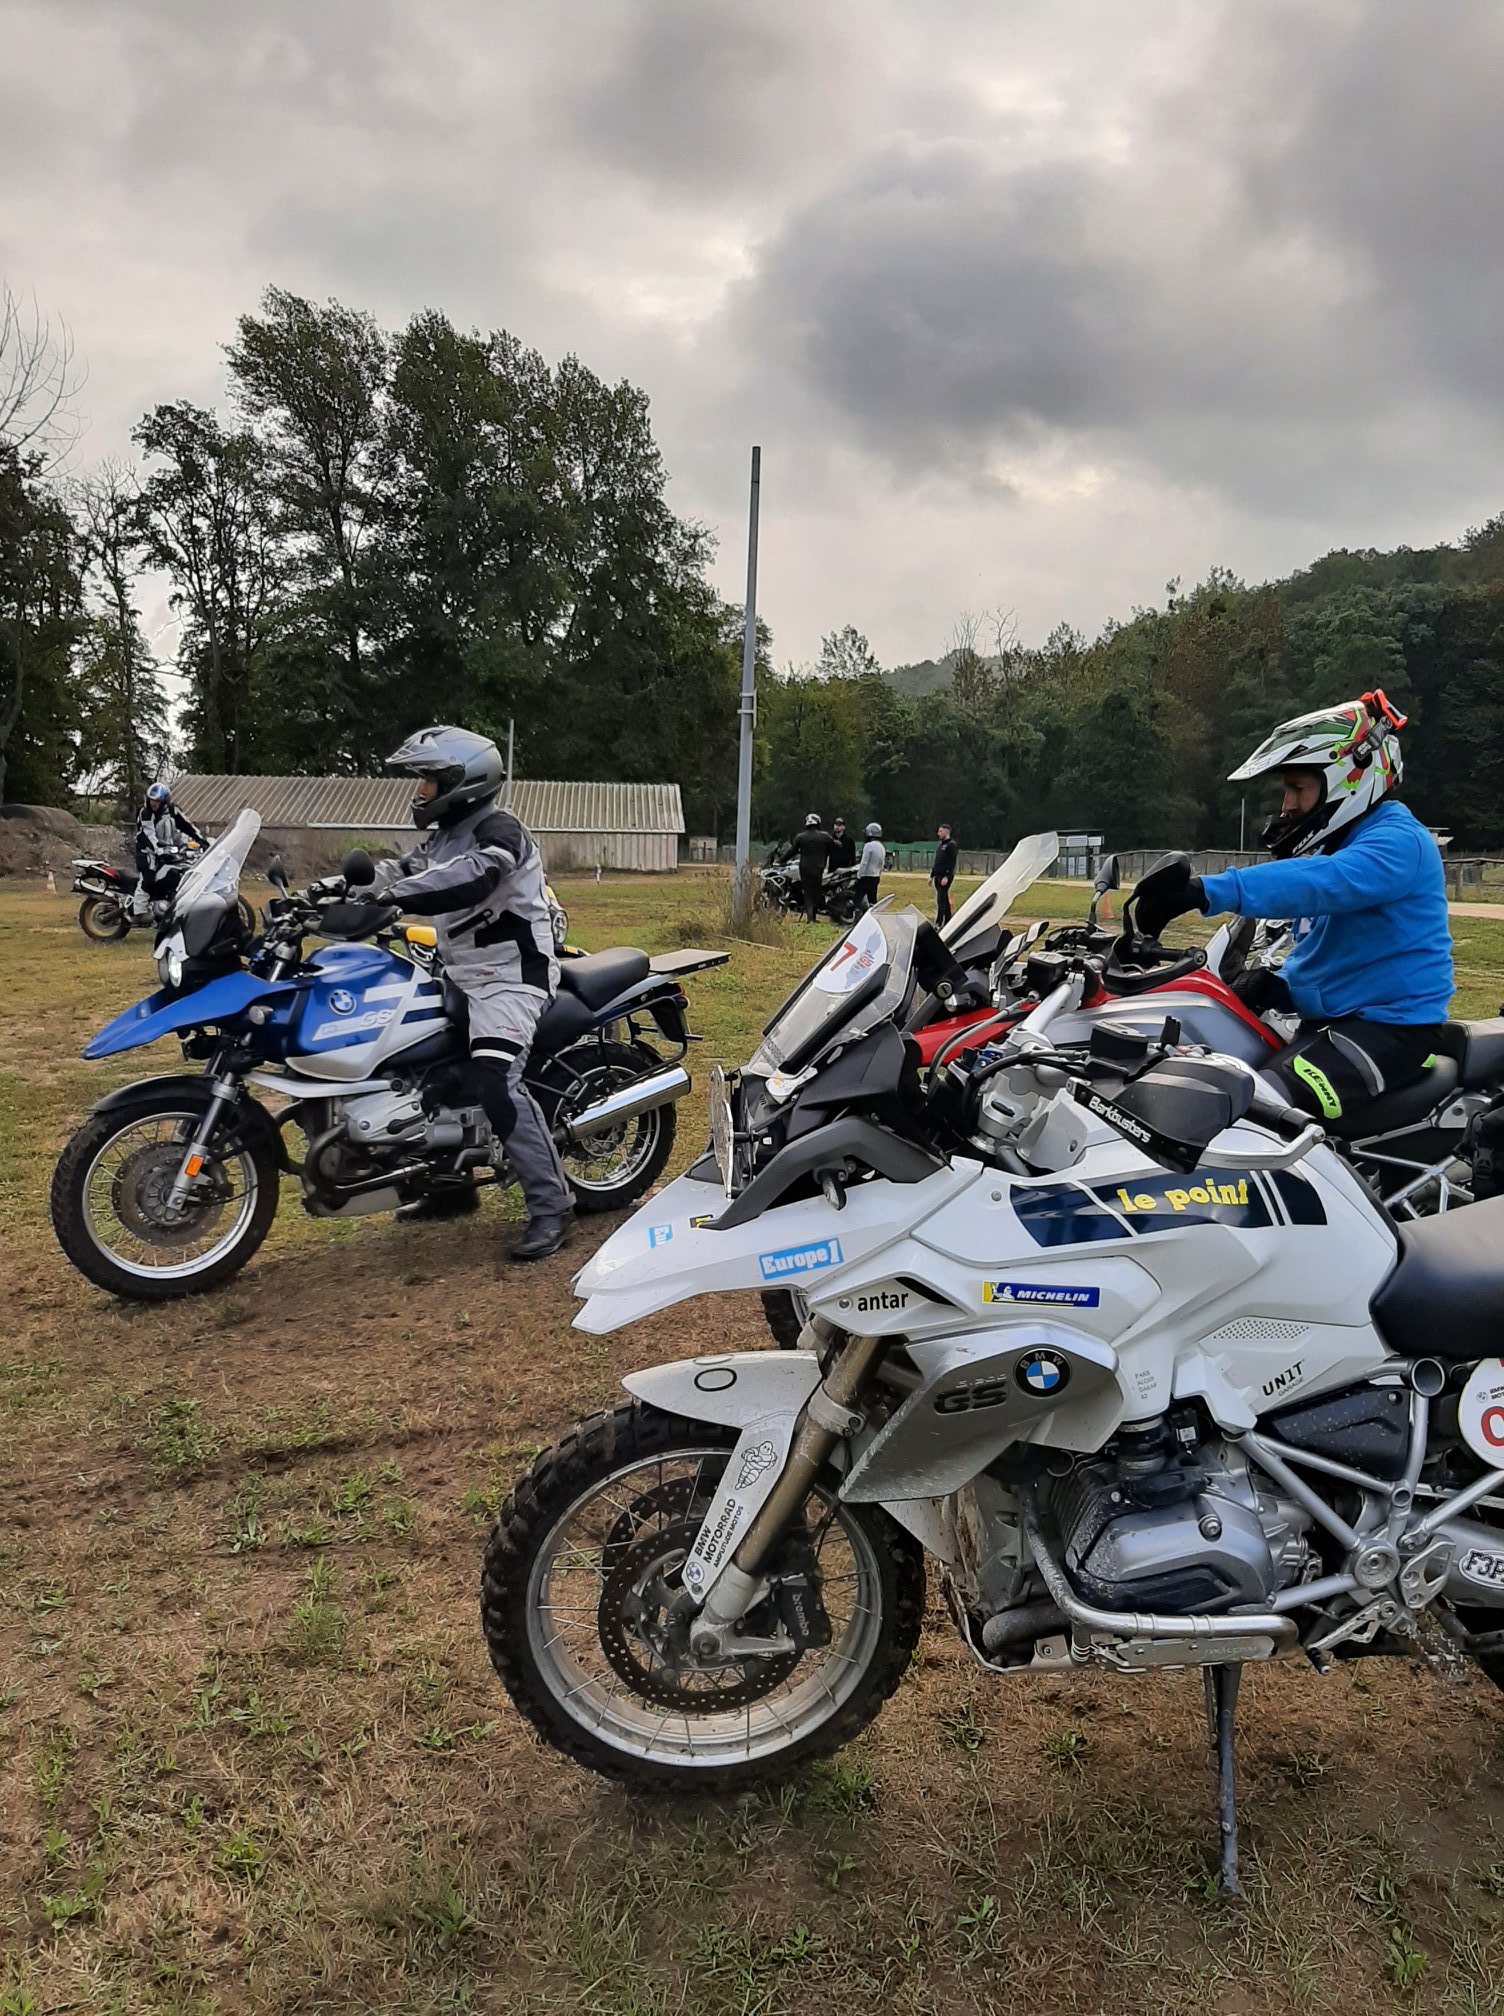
top-left (0, 804), bottom-right (126, 879)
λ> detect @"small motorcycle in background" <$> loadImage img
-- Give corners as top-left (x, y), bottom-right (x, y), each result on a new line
top-left (70, 850), bottom-right (256, 944)
top-left (756, 847), bottom-right (858, 926)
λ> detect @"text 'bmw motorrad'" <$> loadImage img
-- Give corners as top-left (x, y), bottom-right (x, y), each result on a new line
top-left (482, 872), bottom-right (1504, 1890)
top-left (51, 812), bottom-right (725, 1299)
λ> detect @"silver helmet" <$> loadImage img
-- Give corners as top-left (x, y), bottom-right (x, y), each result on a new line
top-left (388, 725), bottom-right (504, 829)
top-left (864, 822), bottom-right (882, 838)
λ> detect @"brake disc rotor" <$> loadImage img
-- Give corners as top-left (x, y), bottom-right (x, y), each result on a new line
top-left (596, 1475), bottom-right (802, 1711)
top-left (110, 1141), bottom-right (227, 1246)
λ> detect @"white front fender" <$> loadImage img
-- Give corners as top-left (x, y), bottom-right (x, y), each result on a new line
top-left (624, 1351), bottom-right (822, 1602)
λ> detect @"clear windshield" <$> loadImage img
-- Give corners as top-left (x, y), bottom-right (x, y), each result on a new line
top-left (170, 809), bottom-right (260, 955)
top-left (941, 831), bottom-right (1059, 952)
top-left (751, 906), bottom-right (925, 1073)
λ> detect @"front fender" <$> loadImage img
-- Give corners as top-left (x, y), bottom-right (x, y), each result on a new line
top-left (84, 972), bottom-right (297, 1060)
top-left (88, 1074), bottom-right (283, 1159)
top-left (625, 1351), bottom-right (822, 1602)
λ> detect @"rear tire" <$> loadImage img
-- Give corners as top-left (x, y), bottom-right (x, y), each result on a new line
top-left (78, 895), bottom-right (129, 942)
top-left (762, 1289), bottom-right (807, 1349)
top-left (51, 1090), bottom-right (280, 1300)
top-left (481, 1402), bottom-right (924, 1792)
top-left (539, 1040), bottom-right (677, 1215)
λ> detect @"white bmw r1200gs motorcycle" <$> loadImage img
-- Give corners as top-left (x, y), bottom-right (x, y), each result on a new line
top-left (482, 885), bottom-right (1504, 1889)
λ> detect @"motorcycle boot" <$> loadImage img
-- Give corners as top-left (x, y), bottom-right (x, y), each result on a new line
top-left (509, 1209), bottom-right (576, 1263)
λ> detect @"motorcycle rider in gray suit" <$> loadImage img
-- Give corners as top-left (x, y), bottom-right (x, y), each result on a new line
top-left (373, 726), bottom-right (575, 1262)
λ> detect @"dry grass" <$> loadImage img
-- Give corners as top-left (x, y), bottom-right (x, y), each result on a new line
top-left (3, 869), bottom-right (1504, 2013)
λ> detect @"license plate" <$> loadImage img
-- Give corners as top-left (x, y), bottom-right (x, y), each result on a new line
top-left (709, 1063), bottom-right (735, 1195)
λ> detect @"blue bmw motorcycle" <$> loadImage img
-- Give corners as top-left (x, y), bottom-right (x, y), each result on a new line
top-left (51, 812), bottom-right (725, 1300)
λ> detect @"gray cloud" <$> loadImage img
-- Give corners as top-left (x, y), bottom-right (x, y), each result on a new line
top-left (3, 0), bottom-right (1503, 666)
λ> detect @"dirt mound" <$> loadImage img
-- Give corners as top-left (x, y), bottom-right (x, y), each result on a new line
top-left (0, 804), bottom-right (127, 879)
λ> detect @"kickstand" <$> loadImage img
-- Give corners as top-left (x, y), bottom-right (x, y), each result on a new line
top-left (1202, 1662), bottom-right (1244, 1898)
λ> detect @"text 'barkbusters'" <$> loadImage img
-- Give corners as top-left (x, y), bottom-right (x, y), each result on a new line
top-left (1115, 1178), bottom-right (1252, 1215)
top-left (758, 1239), bottom-right (844, 1282)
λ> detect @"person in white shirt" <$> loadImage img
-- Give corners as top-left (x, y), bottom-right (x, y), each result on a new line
top-left (857, 824), bottom-right (886, 914)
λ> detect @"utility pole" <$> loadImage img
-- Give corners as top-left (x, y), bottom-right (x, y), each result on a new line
top-left (1239, 795), bottom-right (1246, 852)
top-left (733, 446), bottom-right (761, 923)
top-left (504, 718), bottom-right (515, 808)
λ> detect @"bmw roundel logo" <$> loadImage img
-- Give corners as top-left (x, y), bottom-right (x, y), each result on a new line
top-left (329, 989), bottom-right (356, 1016)
top-left (1017, 1350), bottom-right (1070, 1397)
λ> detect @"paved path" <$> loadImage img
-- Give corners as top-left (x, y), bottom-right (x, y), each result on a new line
top-left (1450, 901), bottom-right (1504, 921)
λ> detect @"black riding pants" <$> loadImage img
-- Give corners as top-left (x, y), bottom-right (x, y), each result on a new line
top-left (1271, 1017), bottom-right (1446, 1125)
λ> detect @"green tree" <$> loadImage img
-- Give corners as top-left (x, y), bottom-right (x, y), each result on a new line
top-left (0, 446), bottom-right (84, 802)
top-left (73, 463), bottom-right (170, 808)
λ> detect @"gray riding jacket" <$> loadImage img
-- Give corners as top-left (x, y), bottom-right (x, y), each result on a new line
top-left (375, 800), bottom-right (559, 999)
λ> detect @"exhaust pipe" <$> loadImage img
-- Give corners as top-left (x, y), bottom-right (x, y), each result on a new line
top-left (565, 1064), bottom-right (691, 1143)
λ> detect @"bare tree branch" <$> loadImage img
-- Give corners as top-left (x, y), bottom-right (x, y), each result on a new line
top-left (0, 283), bottom-right (87, 467)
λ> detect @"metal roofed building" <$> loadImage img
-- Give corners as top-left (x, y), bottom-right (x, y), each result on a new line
top-left (170, 775), bottom-right (686, 873)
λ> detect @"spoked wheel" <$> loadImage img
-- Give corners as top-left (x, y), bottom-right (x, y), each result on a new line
top-left (50, 1095), bottom-right (280, 1299)
top-left (481, 1403), bottom-right (924, 1791)
top-left (78, 895), bottom-right (130, 942)
top-left (544, 1041), bottom-right (676, 1215)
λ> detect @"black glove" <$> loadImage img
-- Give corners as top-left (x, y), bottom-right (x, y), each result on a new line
top-left (318, 899), bottom-right (400, 940)
top-left (1131, 856), bottom-right (1206, 940)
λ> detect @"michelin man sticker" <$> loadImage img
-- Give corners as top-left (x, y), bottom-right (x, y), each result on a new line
top-left (1459, 1358), bottom-right (1504, 1467)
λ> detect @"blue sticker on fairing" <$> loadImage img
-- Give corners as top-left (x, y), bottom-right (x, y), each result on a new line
top-left (759, 1239), bottom-right (844, 1281)
top-left (649, 1224), bottom-right (673, 1248)
top-left (984, 1282), bottom-right (1100, 1308)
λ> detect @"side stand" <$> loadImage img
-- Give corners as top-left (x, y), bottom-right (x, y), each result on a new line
top-left (1202, 1662), bottom-right (1244, 1897)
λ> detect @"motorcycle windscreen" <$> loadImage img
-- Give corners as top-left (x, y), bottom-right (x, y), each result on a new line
top-left (752, 907), bottom-right (923, 1073)
top-left (170, 808), bottom-right (261, 956)
top-left (941, 831), bottom-right (1060, 951)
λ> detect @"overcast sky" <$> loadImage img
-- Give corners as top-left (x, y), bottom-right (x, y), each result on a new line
top-left (4, 0), bottom-right (1503, 670)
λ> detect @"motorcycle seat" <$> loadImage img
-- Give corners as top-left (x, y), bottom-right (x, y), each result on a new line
top-left (1371, 1194), bottom-right (1504, 1360)
top-left (558, 948), bottom-right (650, 1010)
top-left (1327, 1054), bottom-right (1460, 1140)
top-left (1440, 1018), bottom-right (1504, 1091)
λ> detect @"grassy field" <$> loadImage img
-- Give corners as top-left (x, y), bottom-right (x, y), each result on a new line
top-left (4, 866), bottom-right (1504, 2015)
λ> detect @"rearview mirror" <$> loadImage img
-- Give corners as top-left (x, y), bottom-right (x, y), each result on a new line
top-left (1092, 853), bottom-right (1120, 897)
top-left (342, 848), bottom-right (376, 887)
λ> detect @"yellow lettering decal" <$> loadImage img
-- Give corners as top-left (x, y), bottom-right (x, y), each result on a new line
top-left (1189, 1185), bottom-right (1209, 1205)
top-left (1116, 1188), bottom-right (1136, 1213)
top-left (1135, 1193), bottom-right (1155, 1211)
top-left (1167, 1188), bottom-right (1189, 1211)
top-left (1217, 1183), bottom-right (1236, 1205)
top-left (1238, 1179), bottom-right (1249, 1205)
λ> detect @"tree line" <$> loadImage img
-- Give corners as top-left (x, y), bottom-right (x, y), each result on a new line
top-left (758, 536), bottom-right (1504, 853)
top-left (3, 280), bottom-right (1504, 851)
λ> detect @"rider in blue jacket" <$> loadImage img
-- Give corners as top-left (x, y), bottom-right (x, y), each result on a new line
top-left (1132, 691), bottom-right (1454, 1123)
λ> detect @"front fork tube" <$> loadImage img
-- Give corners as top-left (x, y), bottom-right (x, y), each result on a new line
top-left (694, 1325), bottom-right (886, 1634)
top-left (167, 1074), bottom-right (239, 1211)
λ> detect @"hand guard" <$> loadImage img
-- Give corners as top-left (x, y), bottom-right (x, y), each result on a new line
top-left (1130, 856), bottom-right (1206, 940)
top-left (317, 899), bottom-right (401, 941)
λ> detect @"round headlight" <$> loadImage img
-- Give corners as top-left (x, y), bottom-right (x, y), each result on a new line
top-left (158, 946), bottom-right (185, 989)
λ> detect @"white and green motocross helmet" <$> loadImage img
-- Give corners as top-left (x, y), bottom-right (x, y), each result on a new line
top-left (1229, 688), bottom-right (1407, 859)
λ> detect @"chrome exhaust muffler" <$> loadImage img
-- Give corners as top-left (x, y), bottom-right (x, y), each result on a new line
top-left (564, 1064), bottom-right (691, 1143)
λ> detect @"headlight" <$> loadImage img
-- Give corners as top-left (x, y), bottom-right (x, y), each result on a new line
top-left (552, 908), bottom-right (568, 949)
top-left (157, 944), bottom-right (185, 989)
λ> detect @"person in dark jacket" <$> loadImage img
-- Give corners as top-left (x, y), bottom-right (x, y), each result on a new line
top-left (931, 823), bottom-right (958, 927)
top-left (830, 818), bottom-right (856, 870)
top-left (792, 813), bottom-right (836, 923)
top-left (134, 783), bottom-right (205, 896)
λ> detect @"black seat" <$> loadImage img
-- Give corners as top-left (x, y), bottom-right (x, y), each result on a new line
top-left (1441, 1018), bottom-right (1504, 1091)
top-left (1371, 1195), bottom-right (1504, 1359)
top-left (1328, 1054), bottom-right (1459, 1140)
top-left (558, 947), bottom-right (650, 1010)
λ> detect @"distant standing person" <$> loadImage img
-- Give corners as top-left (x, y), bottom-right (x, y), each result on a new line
top-left (931, 822), bottom-right (958, 927)
top-left (792, 812), bottom-right (835, 923)
top-left (830, 818), bottom-right (856, 870)
top-left (857, 823), bottom-right (885, 914)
